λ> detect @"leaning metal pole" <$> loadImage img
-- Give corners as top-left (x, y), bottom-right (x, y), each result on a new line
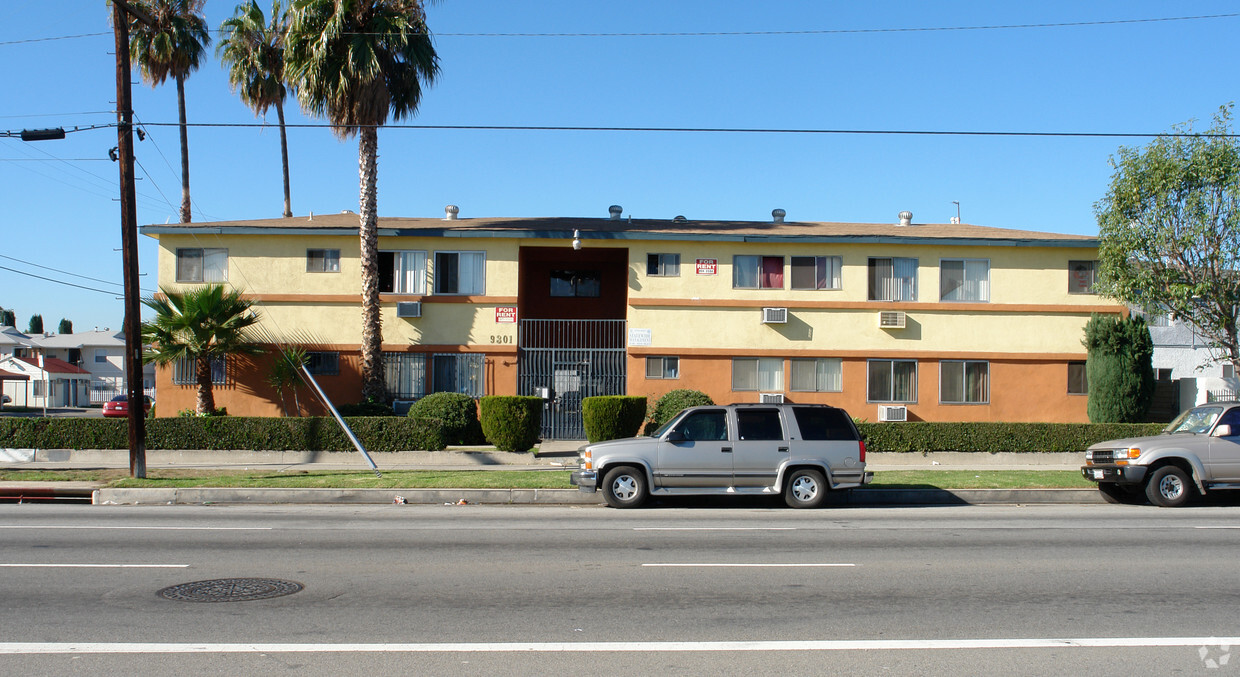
top-left (113, 0), bottom-right (146, 478)
top-left (298, 363), bottom-right (381, 478)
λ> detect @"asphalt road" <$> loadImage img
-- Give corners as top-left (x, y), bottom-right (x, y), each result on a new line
top-left (0, 503), bottom-right (1238, 675)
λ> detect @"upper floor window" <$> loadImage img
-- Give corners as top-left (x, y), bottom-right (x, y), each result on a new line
top-left (306, 249), bottom-right (341, 273)
top-left (550, 270), bottom-right (601, 297)
top-left (94, 350), bottom-right (109, 364)
top-left (733, 255), bottom-right (784, 289)
top-left (434, 251), bottom-right (485, 295)
top-left (867, 359), bottom-right (917, 403)
top-left (379, 250), bottom-right (427, 294)
top-left (940, 259), bottom-right (989, 302)
top-left (176, 248), bottom-right (227, 283)
top-left (1069, 260), bottom-right (1097, 294)
top-left (647, 254), bottom-right (680, 277)
top-left (790, 256), bottom-right (842, 290)
top-left (868, 257), bottom-right (917, 301)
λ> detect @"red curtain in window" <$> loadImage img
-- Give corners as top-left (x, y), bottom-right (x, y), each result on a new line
top-left (761, 256), bottom-right (784, 288)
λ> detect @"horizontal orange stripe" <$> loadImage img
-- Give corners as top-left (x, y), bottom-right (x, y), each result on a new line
top-left (626, 348), bottom-right (1086, 361)
top-left (630, 298), bottom-right (1125, 314)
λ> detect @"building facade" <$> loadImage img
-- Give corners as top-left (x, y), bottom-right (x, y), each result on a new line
top-left (142, 209), bottom-right (1124, 433)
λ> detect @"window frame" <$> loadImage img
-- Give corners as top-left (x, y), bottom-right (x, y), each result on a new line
top-left (306, 248), bottom-right (341, 273)
top-left (379, 250), bottom-right (428, 295)
top-left (433, 251), bottom-right (486, 295)
top-left (1068, 260), bottom-right (1098, 295)
top-left (731, 357), bottom-right (784, 392)
top-left (866, 359), bottom-right (918, 403)
top-left (175, 247), bottom-right (228, 283)
top-left (172, 355), bottom-right (226, 386)
top-left (304, 351), bottom-right (340, 376)
top-left (939, 360), bottom-right (990, 404)
top-left (549, 270), bottom-right (602, 298)
top-left (868, 257), bottom-right (918, 301)
top-left (732, 255), bottom-right (785, 290)
top-left (939, 258), bottom-right (990, 303)
top-left (1068, 361), bottom-right (1088, 395)
top-left (645, 356), bottom-right (680, 380)
top-left (646, 253), bottom-right (681, 277)
top-left (789, 357), bottom-right (843, 392)
top-left (790, 255), bottom-right (842, 291)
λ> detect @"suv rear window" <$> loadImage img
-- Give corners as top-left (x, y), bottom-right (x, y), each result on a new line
top-left (736, 408), bottom-right (784, 441)
top-left (792, 406), bottom-right (857, 441)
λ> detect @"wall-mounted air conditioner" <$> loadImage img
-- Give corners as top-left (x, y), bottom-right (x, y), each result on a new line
top-left (759, 393), bottom-right (785, 403)
top-left (762, 307), bottom-right (788, 324)
top-left (396, 301), bottom-right (422, 318)
top-left (878, 405), bottom-right (908, 422)
top-left (878, 310), bottom-right (906, 329)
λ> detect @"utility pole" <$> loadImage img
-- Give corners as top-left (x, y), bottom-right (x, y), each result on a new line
top-left (112, 0), bottom-right (147, 478)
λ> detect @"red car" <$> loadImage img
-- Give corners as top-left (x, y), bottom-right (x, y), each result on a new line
top-left (102, 395), bottom-right (152, 418)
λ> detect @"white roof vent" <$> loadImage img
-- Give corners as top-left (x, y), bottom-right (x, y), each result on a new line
top-left (772, 208), bottom-right (786, 223)
top-left (444, 204), bottom-right (459, 220)
top-left (898, 210), bottom-right (913, 226)
top-left (609, 205), bottom-right (623, 220)
top-left (673, 215), bottom-right (687, 223)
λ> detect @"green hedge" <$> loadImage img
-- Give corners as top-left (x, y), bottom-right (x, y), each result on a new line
top-left (857, 421), bottom-right (1165, 453)
top-left (582, 396), bottom-right (647, 443)
top-left (0, 416), bottom-right (446, 452)
top-left (479, 396), bottom-right (542, 452)
top-left (650, 389), bottom-right (714, 428)
top-left (407, 392), bottom-right (484, 445)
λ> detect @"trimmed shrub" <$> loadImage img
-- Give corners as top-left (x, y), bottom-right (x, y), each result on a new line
top-left (651, 389), bottom-right (714, 428)
top-left (582, 396), bottom-right (647, 443)
top-left (479, 396), bottom-right (542, 452)
top-left (407, 392), bottom-right (484, 445)
top-left (1085, 314), bottom-right (1155, 423)
top-left (857, 421), bottom-right (1164, 453)
top-left (336, 400), bottom-right (395, 417)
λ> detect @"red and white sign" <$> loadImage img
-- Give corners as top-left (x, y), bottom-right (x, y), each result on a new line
top-left (495, 306), bottom-right (517, 324)
top-left (696, 258), bottom-right (718, 275)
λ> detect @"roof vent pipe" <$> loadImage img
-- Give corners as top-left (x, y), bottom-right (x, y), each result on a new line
top-left (772, 208), bottom-right (786, 223)
top-left (444, 204), bottom-right (460, 221)
top-left (608, 205), bottom-right (623, 220)
top-left (673, 215), bottom-right (687, 223)
top-left (898, 210), bottom-right (913, 226)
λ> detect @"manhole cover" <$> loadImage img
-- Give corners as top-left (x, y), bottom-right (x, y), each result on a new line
top-left (157, 578), bottom-right (304, 603)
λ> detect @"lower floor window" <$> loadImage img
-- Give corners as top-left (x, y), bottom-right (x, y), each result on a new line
top-left (645, 356), bottom-right (679, 379)
top-left (940, 360), bottom-right (989, 404)
top-left (305, 351), bottom-right (340, 376)
top-left (1068, 361), bottom-right (1088, 395)
top-left (867, 359), bottom-right (916, 403)
top-left (732, 357), bottom-right (783, 391)
top-left (790, 358), bottom-right (842, 392)
top-left (384, 352), bottom-right (485, 400)
top-left (173, 356), bottom-right (225, 386)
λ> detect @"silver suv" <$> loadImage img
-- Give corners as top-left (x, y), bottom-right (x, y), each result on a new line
top-left (1082, 402), bottom-right (1240, 506)
top-left (570, 403), bottom-right (871, 508)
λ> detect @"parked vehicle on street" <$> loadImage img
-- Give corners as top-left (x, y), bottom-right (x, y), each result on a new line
top-left (571, 403), bottom-right (871, 508)
top-left (1082, 402), bottom-right (1240, 507)
top-left (102, 394), bottom-right (153, 418)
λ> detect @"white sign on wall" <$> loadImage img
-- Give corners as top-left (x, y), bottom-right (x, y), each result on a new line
top-left (628, 328), bottom-right (652, 347)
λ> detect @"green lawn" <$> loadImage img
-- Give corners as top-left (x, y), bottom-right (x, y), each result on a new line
top-left (0, 468), bottom-right (1094, 490)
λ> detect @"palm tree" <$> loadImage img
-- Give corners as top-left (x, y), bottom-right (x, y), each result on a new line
top-left (142, 285), bottom-right (263, 414)
top-left (127, 0), bottom-right (211, 223)
top-left (284, 0), bottom-right (440, 402)
top-left (218, 0), bottom-right (295, 218)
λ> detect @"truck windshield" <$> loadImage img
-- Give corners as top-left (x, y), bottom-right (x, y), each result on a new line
top-left (1164, 407), bottom-right (1223, 435)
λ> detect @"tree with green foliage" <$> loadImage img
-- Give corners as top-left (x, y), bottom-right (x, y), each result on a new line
top-left (1096, 104), bottom-right (1240, 371)
top-left (128, 0), bottom-right (211, 223)
top-left (57, 318), bottom-right (73, 335)
top-left (1083, 314), bottom-right (1155, 423)
top-left (141, 284), bottom-right (263, 414)
top-left (0, 309), bottom-right (14, 327)
top-left (26, 315), bottom-right (43, 334)
top-left (267, 345), bottom-right (308, 416)
top-left (284, 0), bottom-right (440, 402)
top-left (218, 0), bottom-right (294, 218)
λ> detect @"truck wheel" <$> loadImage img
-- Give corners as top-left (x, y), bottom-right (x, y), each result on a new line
top-left (1098, 482), bottom-right (1142, 504)
top-left (784, 469), bottom-right (828, 509)
top-left (1145, 466), bottom-right (1193, 507)
top-left (602, 466), bottom-right (647, 508)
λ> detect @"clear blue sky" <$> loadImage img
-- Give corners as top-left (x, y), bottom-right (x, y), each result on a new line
top-left (1, 1), bottom-right (1236, 333)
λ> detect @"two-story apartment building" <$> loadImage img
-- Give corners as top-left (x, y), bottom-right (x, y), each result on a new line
top-left (141, 208), bottom-right (1124, 435)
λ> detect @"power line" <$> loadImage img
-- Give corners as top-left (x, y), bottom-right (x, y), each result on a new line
top-left (0, 254), bottom-right (125, 289)
top-left (0, 264), bottom-right (127, 297)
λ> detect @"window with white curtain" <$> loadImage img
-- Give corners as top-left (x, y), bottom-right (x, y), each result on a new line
top-left (790, 256), bottom-right (842, 290)
top-left (940, 259), bottom-right (990, 302)
top-left (940, 360), bottom-right (989, 404)
top-left (732, 357), bottom-right (784, 391)
top-left (790, 358), bottom-right (843, 392)
top-left (384, 352), bottom-right (427, 400)
top-left (306, 249), bottom-right (341, 273)
top-left (379, 251), bottom-right (427, 294)
top-left (434, 251), bottom-right (486, 295)
top-left (733, 255), bottom-right (784, 289)
top-left (176, 248), bottom-right (228, 282)
top-left (868, 257), bottom-right (917, 301)
top-left (867, 359), bottom-right (917, 402)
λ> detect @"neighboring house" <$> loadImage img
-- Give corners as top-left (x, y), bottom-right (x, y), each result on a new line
top-left (1133, 307), bottom-right (1240, 412)
top-left (141, 208), bottom-right (1126, 435)
top-left (34, 329), bottom-right (155, 402)
top-left (0, 326), bottom-right (38, 359)
top-left (0, 356), bottom-right (91, 408)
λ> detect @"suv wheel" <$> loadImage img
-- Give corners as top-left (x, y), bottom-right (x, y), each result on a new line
top-left (785, 469), bottom-right (828, 509)
top-left (602, 466), bottom-right (648, 508)
top-left (1145, 466), bottom-right (1193, 507)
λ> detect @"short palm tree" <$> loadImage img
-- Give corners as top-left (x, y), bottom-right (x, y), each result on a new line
top-left (218, 0), bottom-right (295, 218)
top-left (284, 0), bottom-right (440, 403)
top-left (267, 345), bottom-right (309, 416)
top-left (142, 285), bottom-right (263, 414)
top-left (128, 0), bottom-right (211, 223)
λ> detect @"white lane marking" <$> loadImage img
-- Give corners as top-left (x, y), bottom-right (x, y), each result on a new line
top-left (0, 526), bottom-right (270, 531)
top-left (0, 637), bottom-right (1237, 654)
top-left (1195, 526), bottom-right (1240, 529)
top-left (633, 528), bottom-right (795, 531)
top-left (642, 563), bottom-right (854, 568)
top-left (0, 564), bottom-right (189, 569)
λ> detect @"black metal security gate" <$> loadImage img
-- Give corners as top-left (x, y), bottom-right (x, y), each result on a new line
top-left (519, 319), bottom-right (627, 439)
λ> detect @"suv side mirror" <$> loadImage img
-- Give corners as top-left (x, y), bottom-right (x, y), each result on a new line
top-left (1215, 424), bottom-right (1233, 438)
top-left (665, 429), bottom-right (685, 442)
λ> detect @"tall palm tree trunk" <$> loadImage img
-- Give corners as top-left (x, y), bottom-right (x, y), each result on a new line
top-left (176, 73), bottom-right (192, 223)
top-left (195, 354), bottom-right (216, 413)
top-left (358, 126), bottom-right (385, 401)
top-left (276, 98), bottom-right (292, 218)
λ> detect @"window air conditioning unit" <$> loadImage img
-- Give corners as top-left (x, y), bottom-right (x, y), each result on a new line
top-left (878, 310), bottom-right (906, 329)
top-left (762, 307), bottom-right (788, 324)
top-left (759, 393), bottom-right (785, 403)
top-left (396, 301), bottom-right (422, 318)
top-left (878, 405), bottom-right (908, 422)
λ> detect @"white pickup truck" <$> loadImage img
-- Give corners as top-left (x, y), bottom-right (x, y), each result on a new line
top-left (570, 403), bottom-right (872, 508)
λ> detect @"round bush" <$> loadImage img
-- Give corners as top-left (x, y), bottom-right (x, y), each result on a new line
top-left (408, 392), bottom-right (483, 444)
top-left (479, 396), bottom-right (542, 452)
top-left (651, 389), bottom-right (714, 428)
top-left (582, 396), bottom-right (647, 443)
